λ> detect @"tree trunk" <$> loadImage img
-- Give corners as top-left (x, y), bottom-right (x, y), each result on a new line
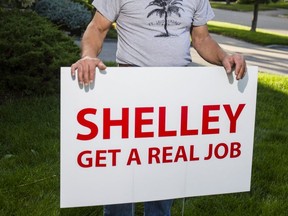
top-left (164, 11), bottom-right (169, 36)
top-left (226, 0), bottom-right (231, 5)
top-left (251, 1), bottom-right (259, 32)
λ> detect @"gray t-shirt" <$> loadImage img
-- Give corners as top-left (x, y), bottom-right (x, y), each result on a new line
top-left (92, 0), bottom-right (214, 66)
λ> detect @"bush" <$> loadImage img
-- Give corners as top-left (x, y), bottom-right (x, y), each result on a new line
top-left (0, 0), bottom-right (37, 8)
top-left (34, 0), bottom-right (92, 35)
top-left (72, 0), bottom-right (95, 13)
top-left (0, 10), bottom-right (80, 98)
top-left (18, 0), bottom-right (36, 8)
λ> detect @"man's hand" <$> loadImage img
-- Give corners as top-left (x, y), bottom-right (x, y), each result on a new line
top-left (70, 11), bottom-right (111, 86)
top-left (222, 53), bottom-right (246, 80)
top-left (71, 56), bottom-right (107, 86)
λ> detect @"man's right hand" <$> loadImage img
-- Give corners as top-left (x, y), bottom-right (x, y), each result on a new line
top-left (71, 56), bottom-right (107, 86)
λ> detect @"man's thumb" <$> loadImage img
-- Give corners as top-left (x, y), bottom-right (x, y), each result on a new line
top-left (98, 61), bottom-right (107, 70)
top-left (223, 60), bottom-right (232, 74)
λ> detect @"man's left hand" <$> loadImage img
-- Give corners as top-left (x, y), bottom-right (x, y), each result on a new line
top-left (222, 54), bottom-right (246, 80)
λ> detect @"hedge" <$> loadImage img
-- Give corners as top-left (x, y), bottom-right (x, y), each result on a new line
top-left (0, 9), bottom-right (80, 98)
top-left (34, 0), bottom-right (92, 35)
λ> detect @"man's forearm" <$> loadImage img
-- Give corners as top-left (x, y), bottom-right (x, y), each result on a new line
top-left (81, 22), bottom-right (107, 58)
top-left (191, 25), bottom-right (246, 79)
top-left (71, 12), bottom-right (112, 85)
top-left (193, 34), bottom-right (228, 66)
top-left (191, 25), bottom-right (228, 66)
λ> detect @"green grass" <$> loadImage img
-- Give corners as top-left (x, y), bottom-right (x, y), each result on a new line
top-left (208, 21), bottom-right (288, 46)
top-left (0, 72), bottom-right (287, 215)
top-left (210, 1), bottom-right (288, 11)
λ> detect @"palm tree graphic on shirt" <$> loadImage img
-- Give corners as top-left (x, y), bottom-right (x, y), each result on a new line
top-left (146, 0), bottom-right (184, 37)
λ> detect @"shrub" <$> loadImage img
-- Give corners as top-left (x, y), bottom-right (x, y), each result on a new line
top-left (0, 0), bottom-right (37, 8)
top-left (0, 10), bottom-right (80, 98)
top-left (18, 0), bottom-right (36, 8)
top-left (72, 0), bottom-right (95, 12)
top-left (34, 0), bottom-right (92, 35)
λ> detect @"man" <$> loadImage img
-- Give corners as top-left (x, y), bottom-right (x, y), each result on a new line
top-left (71, 0), bottom-right (246, 215)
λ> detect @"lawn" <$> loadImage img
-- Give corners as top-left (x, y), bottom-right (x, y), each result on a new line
top-left (210, 1), bottom-right (288, 11)
top-left (0, 72), bottom-right (287, 215)
top-left (207, 21), bottom-right (288, 46)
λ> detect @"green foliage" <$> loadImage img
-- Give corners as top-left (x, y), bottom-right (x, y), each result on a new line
top-left (72, 0), bottom-right (95, 12)
top-left (34, 0), bottom-right (92, 35)
top-left (0, 96), bottom-right (61, 215)
top-left (18, 0), bottom-right (36, 8)
top-left (0, 10), bottom-right (80, 98)
top-left (0, 0), bottom-right (37, 8)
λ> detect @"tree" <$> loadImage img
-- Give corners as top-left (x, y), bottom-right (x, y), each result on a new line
top-left (146, 0), bottom-right (184, 37)
top-left (250, 0), bottom-right (280, 32)
top-left (250, 0), bottom-right (260, 31)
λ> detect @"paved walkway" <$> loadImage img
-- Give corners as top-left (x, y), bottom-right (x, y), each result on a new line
top-left (89, 9), bottom-right (288, 75)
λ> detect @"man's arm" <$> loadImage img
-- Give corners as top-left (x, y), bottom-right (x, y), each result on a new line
top-left (71, 11), bottom-right (112, 86)
top-left (191, 25), bottom-right (246, 80)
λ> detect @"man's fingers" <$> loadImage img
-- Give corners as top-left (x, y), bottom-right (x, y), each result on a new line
top-left (77, 64), bottom-right (84, 85)
top-left (222, 54), bottom-right (246, 80)
top-left (82, 63), bottom-right (90, 86)
top-left (89, 64), bottom-right (96, 84)
top-left (238, 64), bottom-right (247, 80)
top-left (225, 64), bottom-right (232, 74)
top-left (71, 62), bottom-right (78, 77)
top-left (236, 63), bottom-right (245, 80)
top-left (235, 64), bottom-right (242, 80)
top-left (222, 56), bottom-right (233, 74)
top-left (71, 57), bottom-right (106, 86)
top-left (233, 54), bottom-right (246, 80)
